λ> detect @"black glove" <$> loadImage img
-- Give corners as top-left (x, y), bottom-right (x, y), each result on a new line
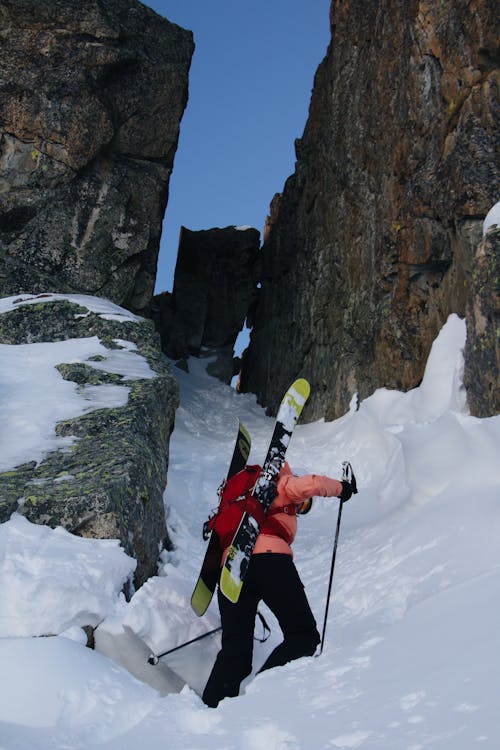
top-left (339, 480), bottom-right (354, 502)
top-left (339, 461), bottom-right (358, 502)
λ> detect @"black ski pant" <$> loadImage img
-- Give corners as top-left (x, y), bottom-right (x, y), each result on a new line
top-left (202, 553), bottom-right (320, 708)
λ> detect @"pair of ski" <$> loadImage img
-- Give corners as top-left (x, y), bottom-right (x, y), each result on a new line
top-left (191, 378), bottom-right (311, 617)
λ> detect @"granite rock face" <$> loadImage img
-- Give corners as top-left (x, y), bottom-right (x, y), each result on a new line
top-left (152, 226), bottom-right (260, 383)
top-left (0, 294), bottom-right (179, 588)
top-left (464, 226), bottom-right (500, 417)
top-left (239, 0), bottom-right (498, 420)
top-left (0, 0), bottom-right (193, 314)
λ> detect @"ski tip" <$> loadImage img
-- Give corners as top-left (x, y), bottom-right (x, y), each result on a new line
top-left (191, 579), bottom-right (212, 617)
top-left (291, 378), bottom-right (311, 401)
top-left (238, 421), bottom-right (251, 450)
top-left (282, 378), bottom-right (311, 418)
top-left (220, 564), bottom-right (243, 604)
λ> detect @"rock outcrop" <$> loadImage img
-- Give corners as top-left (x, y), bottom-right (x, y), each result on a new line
top-left (0, 0), bottom-right (193, 314)
top-left (239, 0), bottom-right (498, 420)
top-left (152, 226), bottom-right (260, 383)
top-left (0, 294), bottom-right (179, 588)
top-left (464, 225), bottom-right (500, 417)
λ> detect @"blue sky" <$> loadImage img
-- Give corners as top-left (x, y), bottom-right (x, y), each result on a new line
top-left (141, 1), bottom-right (331, 295)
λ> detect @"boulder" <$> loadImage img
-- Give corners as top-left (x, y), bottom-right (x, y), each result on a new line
top-left (0, 0), bottom-right (194, 314)
top-left (152, 226), bottom-right (260, 383)
top-left (0, 294), bottom-right (179, 589)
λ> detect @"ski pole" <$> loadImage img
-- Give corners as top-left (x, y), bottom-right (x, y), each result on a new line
top-left (317, 461), bottom-right (357, 656)
top-left (148, 626), bottom-right (222, 665)
top-left (318, 496), bottom-right (344, 656)
top-left (148, 610), bottom-right (271, 665)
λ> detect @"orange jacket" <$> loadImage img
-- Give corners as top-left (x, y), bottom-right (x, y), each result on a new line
top-left (252, 462), bottom-right (343, 557)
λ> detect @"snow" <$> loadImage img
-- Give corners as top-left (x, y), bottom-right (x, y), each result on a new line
top-left (0, 294), bottom-right (155, 472)
top-left (0, 514), bottom-right (136, 637)
top-left (0, 293), bottom-right (141, 321)
top-left (483, 200), bottom-right (500, 235)
top-left (1, 308), bottom-right (499, 749)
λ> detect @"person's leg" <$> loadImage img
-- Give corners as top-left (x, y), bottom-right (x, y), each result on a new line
top-left (257, 554), bottom-right (320, 673)
top-left (202, 582), bottom-right (259, 707)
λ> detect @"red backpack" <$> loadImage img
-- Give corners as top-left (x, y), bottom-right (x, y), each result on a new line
top-left (204, 464), bottom-right (297, 549)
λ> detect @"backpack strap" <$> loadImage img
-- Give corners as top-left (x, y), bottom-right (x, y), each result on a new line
top-left (260, 515), bottom-right (294, 544)
top-left (267, 503), bottom-right (298, 516)
top-left (238, 496), bottom-right (297, 544)
top-left (240, 495), bottom-right (267, 527)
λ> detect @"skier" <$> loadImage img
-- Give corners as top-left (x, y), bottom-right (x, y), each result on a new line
top-left (202, 461), bottom-right (355, 708)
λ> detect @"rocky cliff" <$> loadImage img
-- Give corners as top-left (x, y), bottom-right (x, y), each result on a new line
top-left (0, 0), bottom-right (193, 314)
top-left (0, 294), bottom-right (179, 588)
top-left (464, 224), bottom-right (500, 417)
top-left (152, 226), bottom-right (260, 383)
top-left (239, 0), bottom-right (498, 420)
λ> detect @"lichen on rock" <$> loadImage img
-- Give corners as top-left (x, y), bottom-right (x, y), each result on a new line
top-left (0, 294), bottom-right (179, 589)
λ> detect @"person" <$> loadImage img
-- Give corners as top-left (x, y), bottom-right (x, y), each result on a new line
top-left (202, 461), bottom-right (355, 708)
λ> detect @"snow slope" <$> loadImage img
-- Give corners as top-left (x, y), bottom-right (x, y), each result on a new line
top-left (0, 310), bottom-right (499, 749)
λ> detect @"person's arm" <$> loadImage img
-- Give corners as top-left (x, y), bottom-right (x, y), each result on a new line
top-left (278, 474), bottom-right (343, 503)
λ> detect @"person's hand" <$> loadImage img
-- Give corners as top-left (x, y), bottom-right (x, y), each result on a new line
top-left (339, 480), bottom-right (355, 502)
top-left (339, 461), bottom-right (358, 502)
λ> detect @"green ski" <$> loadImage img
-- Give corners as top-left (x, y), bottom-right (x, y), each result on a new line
top-left (191, 421), bottom-right (251, 616)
